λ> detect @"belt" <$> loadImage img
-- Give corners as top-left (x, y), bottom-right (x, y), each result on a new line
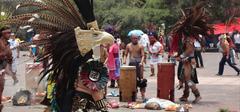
top-left (113, 53), bottom-right (119, 58)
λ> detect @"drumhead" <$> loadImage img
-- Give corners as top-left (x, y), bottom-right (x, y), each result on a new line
top-left (120, 66), bottom-right (136, 70)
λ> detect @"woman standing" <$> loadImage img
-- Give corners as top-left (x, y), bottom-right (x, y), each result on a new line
top-left (148, 32), bottom-right (163, 76)
top-left (107, 41), bottom-right (120, 88)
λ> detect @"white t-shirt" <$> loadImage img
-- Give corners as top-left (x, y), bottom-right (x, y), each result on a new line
top-left (234, 33), bottom-right (240, 44)
top-left (139, 34), bottom-right (149, 48)
top-left (8, 39), bottom-right (19, 59)
top-left (149, 41), bottom-right (162, 64)
top-left (194, 40), bottom-right (201, 48)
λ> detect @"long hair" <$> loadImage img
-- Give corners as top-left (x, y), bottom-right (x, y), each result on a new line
top-left (1, 0), bottom-right (98, 110)
top-left (170, 1), bottom-right (212, 53)
top-left (39, 29), bottom-right (93, 108)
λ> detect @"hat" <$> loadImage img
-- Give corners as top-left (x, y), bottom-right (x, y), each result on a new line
top-left (219, 34), bottom-right (226, 39)
top-left (148, 32), bottom-right (158, 38)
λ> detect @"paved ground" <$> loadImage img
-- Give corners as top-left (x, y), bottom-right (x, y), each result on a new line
top-left (2, 52), bottom-right (240, 112)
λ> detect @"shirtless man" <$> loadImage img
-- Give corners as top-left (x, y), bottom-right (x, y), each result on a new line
top-left (123, 34), bottom-right (147, 100)
top-left (0, 26), bottom-right (13, 111)
top-left (176, 38), bottom-right (201, 103)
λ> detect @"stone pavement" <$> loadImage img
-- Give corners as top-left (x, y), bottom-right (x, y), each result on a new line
top-left (2, 52), bottom-right (240, 112)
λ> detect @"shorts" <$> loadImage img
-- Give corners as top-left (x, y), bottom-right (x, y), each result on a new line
top-left (11, 59), bottom-right (17, 73)
top-left (150, 55), bottom-right (162, 65)
top-left (129, 61), bottom-right (141, 78)
top-left (129, 62), bottom-right (147, 91)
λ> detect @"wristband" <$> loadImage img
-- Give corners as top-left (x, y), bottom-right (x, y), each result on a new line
top-left (95, 99), bottom-right (108, 112)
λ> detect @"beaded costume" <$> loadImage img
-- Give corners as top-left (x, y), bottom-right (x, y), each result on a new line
top-left (170, 1), bottom-right (212, 103)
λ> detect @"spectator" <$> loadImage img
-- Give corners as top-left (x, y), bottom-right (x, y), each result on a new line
top-left (8, 33), bottom-right (19, 85)
top-left (233, 31), bottom-right (240, 52)
top-left (194, 36), bottom-right (204, 68)
top-left (216, 34), bottom-right (240, 76)
top-left (148, 32), bottom-right (163, 76)
top-left (106, 41), bottom-right (120, 88)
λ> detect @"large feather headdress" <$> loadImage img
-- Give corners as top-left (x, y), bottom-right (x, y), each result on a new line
top-left (2, 0), bottom-right (84, 31)
top-left (170, 1), bottom-right (213, 52)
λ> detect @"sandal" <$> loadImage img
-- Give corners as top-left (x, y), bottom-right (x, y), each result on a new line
top-left (192, 96), bottom-right (202, 104)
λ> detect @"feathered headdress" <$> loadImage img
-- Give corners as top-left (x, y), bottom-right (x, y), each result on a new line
top-left (1, 0), bottom-right (114, 110)
top-left (170, 1), bottom-right (213, 52)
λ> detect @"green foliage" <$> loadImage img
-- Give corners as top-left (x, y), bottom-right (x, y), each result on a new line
top-left (94, 0), bottom-right (171, 37)
top-left (1, 0), bottom-right (239, 38)
top-left (0, 1), bottom-right (18, 29)
top-left (219, 108), bottom-right (230, 112)
top-left (165, 0), bottom-right (240, 23)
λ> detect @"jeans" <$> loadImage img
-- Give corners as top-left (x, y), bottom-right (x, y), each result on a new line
top-left (177, 61), bottom-right (183, 80)
top-left (230, 48), bottom-right (236, 64)
top-left (194, 50), bottom-right (203, 67)
top-left (218, 55), bottom-right (240, 75)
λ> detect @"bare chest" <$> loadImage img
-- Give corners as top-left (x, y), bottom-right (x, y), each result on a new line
top-left (129, 44), bottom-right (141, 57)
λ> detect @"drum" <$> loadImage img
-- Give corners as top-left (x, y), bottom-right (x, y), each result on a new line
top-left (157, 63), bottom-right (175, 102)
top-left (119, 66), bottom-right (136, 102)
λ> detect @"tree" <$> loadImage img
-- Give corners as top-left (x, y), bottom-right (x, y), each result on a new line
top-left (0, 1), bottom-right (15, 28)
top-left (164, 0), bottom-right (240, 23)
top-left (0, 0), bottom-right (40, 40)
top-left (94, 0), bottom-right (171, 40)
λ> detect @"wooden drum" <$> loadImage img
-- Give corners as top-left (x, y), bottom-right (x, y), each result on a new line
top-left (119, 66), bottom-right (137, 102)
top-left (157, 63), bottom-right (175, 102)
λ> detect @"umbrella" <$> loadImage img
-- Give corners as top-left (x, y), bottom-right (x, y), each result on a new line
top-left (128, 30), bottom-right (144, 37)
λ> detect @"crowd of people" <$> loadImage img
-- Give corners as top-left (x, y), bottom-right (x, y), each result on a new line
top-left (103, 30), bottom-right (240, 104)
top-left (1, 0), bottom-right (239, 111)
top-left (1, 24), bottom-right (240, 111)
top-left (99, 31), bottom-right (204, 103)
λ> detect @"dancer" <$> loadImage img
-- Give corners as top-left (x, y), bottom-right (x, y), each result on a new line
top-left (0, 26), bottom-right (12, 111)
top-left (170, 2), bottom-right (212, 103)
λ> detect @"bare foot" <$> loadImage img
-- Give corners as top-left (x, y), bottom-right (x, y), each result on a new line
top-left (192, 96), bottom-right (202, 104)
